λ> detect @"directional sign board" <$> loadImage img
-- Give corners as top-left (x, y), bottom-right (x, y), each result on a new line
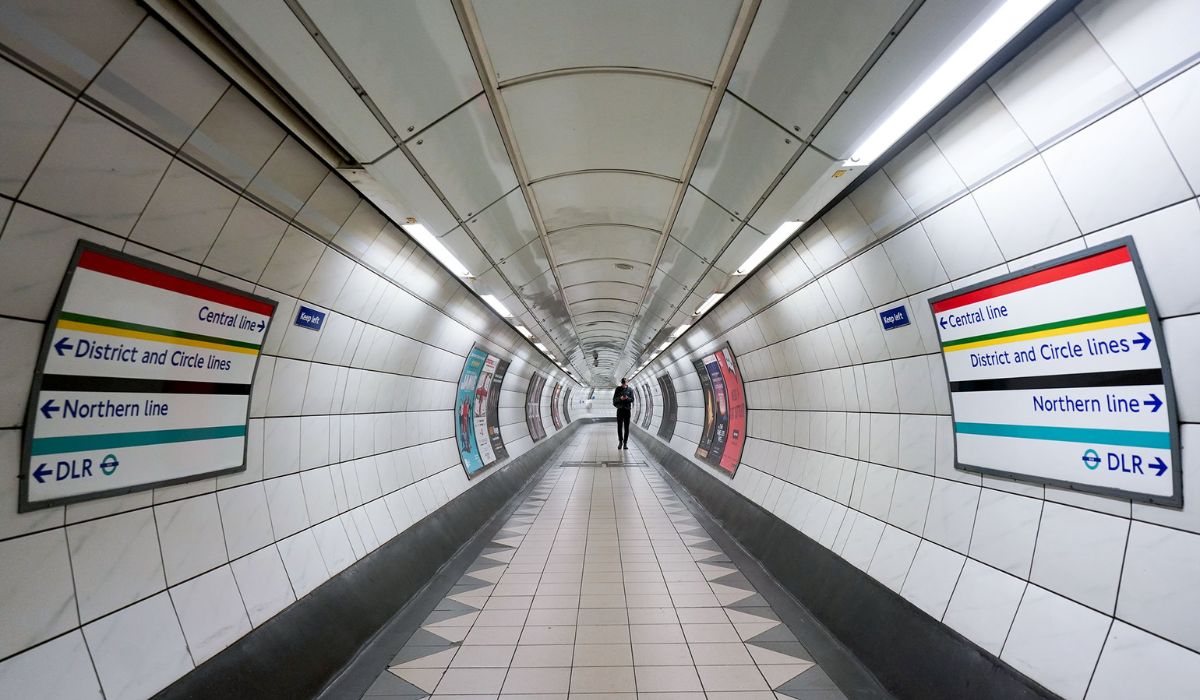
top-left (20, 243), bottom-right (276, 511)
top-left (930, 239), bottom-right (1181, 506)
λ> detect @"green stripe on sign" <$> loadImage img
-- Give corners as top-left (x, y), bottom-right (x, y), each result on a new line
top-left (955, 422), bottom-right (1170, 449)
top-left (942, 306), bottom-right (1147, 349)
top-left (31, 425), bottom-right (246, 455)
top-left (59, 312), bottom-right (262, 351)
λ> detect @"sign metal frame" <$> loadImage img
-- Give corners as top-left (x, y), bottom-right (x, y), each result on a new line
top-left (929, 237), bottom-right (1182, 507)
top-left (19, 241), bottom-right (277, 512)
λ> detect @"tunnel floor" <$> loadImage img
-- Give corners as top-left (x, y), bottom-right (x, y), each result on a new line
top-left (352, 425), bottom-right (885, 699)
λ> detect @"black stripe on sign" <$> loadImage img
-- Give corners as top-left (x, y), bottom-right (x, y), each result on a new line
top-left (40, 374), bottom-right (251, 395)
top-left (950, 368), bottom-right (1164, 393)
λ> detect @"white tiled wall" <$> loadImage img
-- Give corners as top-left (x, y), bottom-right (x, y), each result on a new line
top-left (0, 4), bottom-right (575, 699)
top-left (641, 1), bottom-right (1200, 697)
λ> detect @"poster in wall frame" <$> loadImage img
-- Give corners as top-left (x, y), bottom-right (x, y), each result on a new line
top-left (692, 344), bottom-right (748, 476)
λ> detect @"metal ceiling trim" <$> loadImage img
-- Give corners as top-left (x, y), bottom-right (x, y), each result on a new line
top-left (497, 65), bottom-right (713, 90)
top-left (453, 0), bottom-right (593, 381)
top-left (615, 0), bottom-right (762, 377)
top-left (528, 168), bottom-right (681, 186)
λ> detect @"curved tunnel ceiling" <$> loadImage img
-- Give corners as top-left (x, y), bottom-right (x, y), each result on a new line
top-left (197, 0), bottom-right (1027, 385)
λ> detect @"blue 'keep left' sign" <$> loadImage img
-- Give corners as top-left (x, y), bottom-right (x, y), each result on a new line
top-left (879, 304), bottom-right (910, 331)
top-left (294, 305), bottom-right (326, 331)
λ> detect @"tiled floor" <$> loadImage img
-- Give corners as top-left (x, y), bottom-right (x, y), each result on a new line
top-left (361, 425), bottom-right (854, 699)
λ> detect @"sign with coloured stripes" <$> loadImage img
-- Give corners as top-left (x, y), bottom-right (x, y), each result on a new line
top-left (19, 243), bottom-right (276, 511)
top-left (930, 238), bottom-right (1181, 506)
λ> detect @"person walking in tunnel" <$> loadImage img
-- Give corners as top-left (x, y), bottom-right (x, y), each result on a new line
top-left (612, 378), bottom-right (634, 449)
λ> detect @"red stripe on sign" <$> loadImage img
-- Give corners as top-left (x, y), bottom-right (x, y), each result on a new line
top-left (932, 246), bottom-right (1131, 313)
top-left (77, 250), bottom-right (275, 316)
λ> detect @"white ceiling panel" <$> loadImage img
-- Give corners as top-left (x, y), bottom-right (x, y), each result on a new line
top-left (198, 0), bottom-right (394, 162)
top-left (749, 148), bottom-right (840, 233)
top-left (729, 0), bottom-right (910, 138)
top-left (439, 225), bottom-right (491, 276)
top-left (549, 225), bottom-right (660, 265)
top-left (504, 74), bottom-right (708, 179)
top-left (690, 95), bottom-right (800, 217)
top-left (670, 187), bottom-right (741, 262)
top-left (297, 0), bottom-right (481, 136)
top-left (564, 281), bottom-right (644, 305)
top-left (534, 172), bottom-right (676, 231)
top-left (571, 298), bottom-right (640, 316)
top-left (467, 189), bottom-right (540, 261)
top-left (558, 259), bottom-right (649, 287)
top-left (815, 0), bottom-right (1004, 158)
top-left (473, 0), bottom-right (740, 81)
top-left (407, 95), bottom-right (518, 218)
top-left (715, 225), bottom-right (772, 275)
top-left (353, 150), bottom-right (458, 235)
top-left (659, 236), bottom-right (710, 286)
top-left (497, 240), bottom-right (552, 287)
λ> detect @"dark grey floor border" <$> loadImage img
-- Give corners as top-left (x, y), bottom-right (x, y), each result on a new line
top-left (154, 419), bottom-right (595, 700)
top-left (632, 427), bottom-right (1058, 700)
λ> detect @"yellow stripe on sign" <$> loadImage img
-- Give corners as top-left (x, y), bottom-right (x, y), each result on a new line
top-left (58, 320), bottom-right (260, 355)
top-left (944, 314), bottom-right (1150, 352)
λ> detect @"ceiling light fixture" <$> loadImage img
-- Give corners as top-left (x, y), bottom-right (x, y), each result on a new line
top-left (669, 324), bottom-right (691, 340)
top-left (735, 221), bottom-right (804, 275)
top-left (481, 294), bottom-right (512, 317)
top-left (400, 223), bottom-right (471, 277)
top-left (656, 341), bottom-right (670, 353)
top-left (846, 0), bottom-right (1052, 167)
top-left (694, 293), bottom-right (725, 316)
top-left (515, 325), bottom-right (533, 338)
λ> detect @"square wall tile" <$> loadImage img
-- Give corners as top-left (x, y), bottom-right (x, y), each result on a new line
top-left (0, 530), bottom-right (78, 659)
top-left (972, 157), bottom-right (1080, 260)
top-left (22, 105), bottom-right (171, 236)
top-left (156, 494), bottom-right (228, 586)
top-left (943, 559), bottom-right (1025, 655)
top-left (1042, 100), bottom-right (1192, 233)
top-left (1088, 621), bottom-right (1200, 700)
top-left (83, 592), bottom-right (193, 700)
top-left (169, 565), bottom-right (252, 663)
top-left (899, 540), bottom-right (964, 619)
top-left (968, 489), bottom-right (1042, 578)
top-left (0, 630), bottom-right (102, 700)
top-left (1001, 585), bottom-right (1110, 700)
top-left (990, 13), bottom-right (1134, 148)
top-left (1030, 503), bottom-right (1128, 613)
top-left (1118, 521), bottom-right (1200, 651)
top-left (68, 508), bottom-right (166, 622)
top-left (230, 545), bottom-right (296, 627)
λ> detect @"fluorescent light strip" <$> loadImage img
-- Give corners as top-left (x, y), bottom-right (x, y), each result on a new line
top-left (670, 324), bottom-right (690, 340)
top-left (400, 223), bottom-right (471, 277)
top-left (515, 325), bottom-right (533, 338)
top-left (735, 221), bottom-right (803, 275)
top-left (695, 292), bottom-right (725, 316)
top-left (480, 294), bottom-right (512, 317)
top-left (847, 0), bottom-right (1053, 166)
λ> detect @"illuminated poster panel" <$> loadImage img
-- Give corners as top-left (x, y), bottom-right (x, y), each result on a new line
top-left (930, 239), bottom-right (1180, 505)
top-left (487, 358), bottom-right (510, 461)
top-left (641, 383), bottom-right (654, 429)
top-left (563, 387), bottom-right (573, 424)
top-left (693, 345), bottom-right (748, 476)
top-left (657, 373), bottom-right (677, 441)
top-left (525, 373), bottom-right (546, 442)
top-left (694, 359), bottom-right (716, 461)
top-left (21, 243), bottom-right (276, 511)
top-left (551, 382), bottom-right (563, 430)
top-left (455, 345), bottom-right (512, 478)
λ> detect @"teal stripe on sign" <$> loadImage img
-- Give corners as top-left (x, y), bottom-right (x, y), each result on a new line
top-left (955, 422), bottom-right (1170, 449)
top-left (31, 425), bottom-right (246, 455)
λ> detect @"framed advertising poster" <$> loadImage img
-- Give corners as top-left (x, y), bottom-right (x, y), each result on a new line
top-left (692, 345), bottom-right (748, 476)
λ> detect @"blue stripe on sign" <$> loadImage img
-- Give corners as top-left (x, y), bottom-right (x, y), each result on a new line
top-left (954, 422), bottom-right (1170, 449)
top-left (31, 424), bottom-right (246, 455)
